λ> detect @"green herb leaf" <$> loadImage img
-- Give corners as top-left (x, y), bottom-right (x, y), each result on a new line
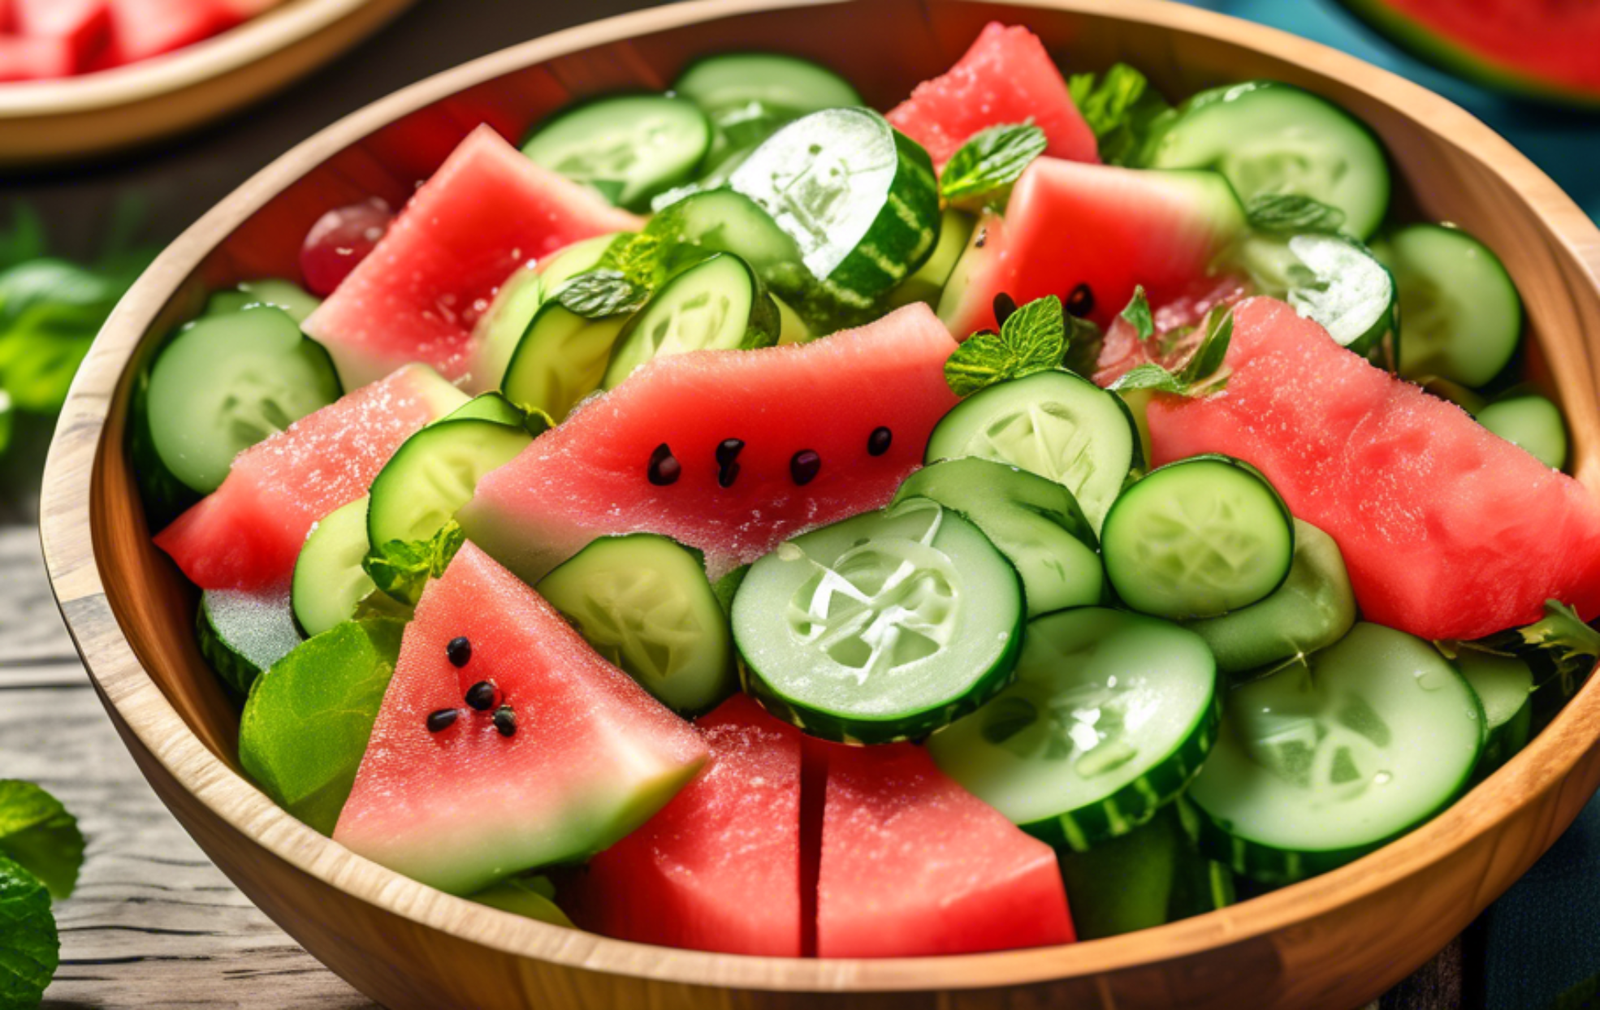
top-left (0, 856), bottom-right (58, 1010)
top-left (939, 123), bottom-right (1049, 210)
top-left (1245, 193), bottom-right (1347, 235)
top-left (1062, 315), bottom-right (1104, 378)
top-left (1464, 600), bottom-right (1600, 699)
top-left (1108, 363), bottom-right (1188, 395)
top-left (1180, 307), bottom-right (1235, 388)
top-left (0, 207), bottom-right (46, 274)
top-left (1067, 64), bottom-right (1172, 166)
top-left (552, 270), bottom-right (648, 320)
top-left (944, 294), bottom-right (1067, 396)
top-left (1119, 286), bottom-right (1154, 342)
top-left (0, 783), bottom-right (84, 901)
top-left (363, 521), bottom-right (467, 607)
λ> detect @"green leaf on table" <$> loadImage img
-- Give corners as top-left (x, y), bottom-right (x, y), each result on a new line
top-left (1120, 285), bottom-right (1155, 342)
top-left (552, 270), bottom-right (649, 320)
top-left (1067, 63), bottom-right (1172, 166)
top-left (0, 856), bottom-right (58, 1010)
top-left (1245, 193), bottom-right (1347, 236)
top-left (944, 294), bottom-right (1067, 396)
top-left (0, 207), bottom-right (46, 274)
top-left (363, 521), bottom-right (466, 607)
top-left (939, 123), bottom-right (1048, 211)
top-left (0, 781), bottom-right (84, 901)
top-left (0, 258), bottom-right (138, 415)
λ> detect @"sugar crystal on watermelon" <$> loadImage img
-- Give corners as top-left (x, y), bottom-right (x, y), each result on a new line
top-left (1148, 297), bottom-right (1600, 641)
top-left (154, 364), bottom-right (467, 592)
top-left (302, 125), bottom-right (642, 393)
top-left (332, 542), bottom-right (709, 896)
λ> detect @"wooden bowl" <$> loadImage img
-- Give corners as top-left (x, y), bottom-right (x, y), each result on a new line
top-left (0, 0), bottom-right (417, 166)
top-left (38, 1), bottom-right (1600, 1007)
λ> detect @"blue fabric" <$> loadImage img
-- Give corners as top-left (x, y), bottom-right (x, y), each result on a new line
top-left (1180, 5), bottom-right (1600, 1008)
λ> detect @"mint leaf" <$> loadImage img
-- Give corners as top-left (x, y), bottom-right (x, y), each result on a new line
top-left (1119, 286), bottom-right (1154, 342)
top-left (552, 270), bottom-right (648, 320)
top-left (0, 783), bottom-right (84, 901)
top-left (1108, 363), bottom-right (1188, 395)
top-left (1465, 600), bottom-right (1600, 698)
top-left (1109, 307), bottom-right (1234, 398)
top-left (1246, 193), bottom-right (1347, 236)
top-left (363, 521), bottom-right (467, 607)
top-left (0, 856), bottom-right (57, 1010)
top-left (1067, 64), bottom-right (1172, 166)
top-left (944, 294), bottom-right (1067, 396)
top-left (939, 123), bottom-right (1048, 210)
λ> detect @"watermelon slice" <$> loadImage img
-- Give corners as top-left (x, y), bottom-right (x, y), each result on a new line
top-left (154, 364), bottom-right (466, 592)
top-left (0, 35), bottom-right (76, 81)
top-left (333, 542), bottom-right (709, 895)
top-left (457, 302), bottom-right (960, 583)
top-left (103, 0), bottom-right (240, 65)
top-left (302, 126), bottom-right (642, 393)
top-left (813, 738), bottom-right (1075, 957)
top-left (939, 158), bottom-right (1246, 337)
top-left (558, 694), bottom-right (803, 956)
top-left (887, 22), bottom-right (1098, 168)
top-left (14, 0), bottom-right (108, 72)
top-left (1147, 297), bottom-right (1600, 641)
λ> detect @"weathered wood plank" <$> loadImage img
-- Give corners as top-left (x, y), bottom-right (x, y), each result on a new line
top-left (0, 525), bottom-right (80, 668)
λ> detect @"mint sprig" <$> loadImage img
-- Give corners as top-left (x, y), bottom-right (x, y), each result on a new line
top-left (1067, 64), bottom-right (1172, 166)
top-left (1245, 193), bottom-right (1347, 236)
top-left (944, 294), bottom-right (1067, 396)
top-left (1120, 285), bottom-right (1155, 341)
top-left (939, 123), bottom-right (1048, 211)
top-left (363, 521), bottom-right (467, 607)
top-left (551, 269), bottom-right (649, 320)
top-left (0, 780), bottom-right (81, 1010)
top-left (1109, 304), bottom-right (1234, 397)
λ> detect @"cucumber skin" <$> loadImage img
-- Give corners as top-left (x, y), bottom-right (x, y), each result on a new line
top-left (128, 365), bottom-right (201, 531)
top-left (1028, 688), bottom-right (1223, 852)
top-left (195, 593), bottom-right (303, 699)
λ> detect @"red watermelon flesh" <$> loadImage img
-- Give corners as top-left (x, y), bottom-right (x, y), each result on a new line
top-left (558, 693), bottom-right (803, 956)
top-left (302, 125), bottom-right (642, 393)
top-left (813, 738), bottom-right (1075, 958)
top-left (937, 158), bottom-right (1246, 337)
top-left (1148, 297), bottom-right (1600, 641)
top-left (887, 22), bottom-right (1098, 168)
top-left (333, 542), bottom-right (709, 896)
top-left (1093, 273), bottom-right (1248, 387)
top-left (103, 0), bottom-right (240, 64)
top-left (0, 35), bottom-right (75, 81)
top-left (154, 364), bottom-right (466, 592)
top-left (14, 0), bottom-right (108, 71)
top-left (456, 303), bottom-right (960, 583)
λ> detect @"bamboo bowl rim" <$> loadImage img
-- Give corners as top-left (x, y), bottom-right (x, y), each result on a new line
top-left (38, 0), bottom-right (1600, 994)
top-left (0, 0), bottom-right (406, 119)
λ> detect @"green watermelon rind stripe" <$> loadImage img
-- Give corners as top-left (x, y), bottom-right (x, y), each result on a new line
top-left (822, 129), bottom-right (941, 303)
top-left (1025, 688), bottom-right (1224, 852)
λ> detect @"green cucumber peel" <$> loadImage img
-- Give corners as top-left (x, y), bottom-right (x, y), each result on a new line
top-left (944, 294), bottom-right (1068, 396)
top-left (1244, 193), bottom-right (1347, 236)
top-left (1066, 63), bottom-right (1172, 167)
top-left (938, 122), bottom-right (1048, 211)
top-left (362, 520), bottom-right (466, 607)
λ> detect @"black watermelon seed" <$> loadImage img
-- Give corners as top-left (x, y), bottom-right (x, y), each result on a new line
top-left (867, 426), bottom-right (893, 457)
top-left (1066, 283), bottom-right (1095, 318)
top-left (718, 461), bottom-right (741, 489)
top-left (974, 227), bottom-right (988, 250)
top-left (648, 443), bottom-right (681, 486)
top-left (493, 704), bottom-right (518, 738)
top-left (716, 438), bottom-right (745, 465)
top-left (993, 292), bottom-right (1018, 326)
top-left (426, 709), bottom-right (459, 733)
top-left (791, 450), bottom-right (822, 486)
top-left (446, 636), bottom-right (471, 667)
top-left (466, 681), bottom-right (497, 712)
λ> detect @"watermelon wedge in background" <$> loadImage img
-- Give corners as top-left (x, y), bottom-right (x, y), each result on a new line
top-left (101, 0), bottom-right (241, 66)
top-left (0, 35), bottom-right (76, 81)
top-left (1334, 0), bottom-right (1600, 106)
top-left (812, 739), bottom-right (1075, 958)
top-left (302, 125), bottom-right (642, 393)
top-left (333, 542), bottom-right (709, 896)
top-left (888, 21), bottom-right (1099, 167)
top-left (456, 302), bottom-right (960, 584)
top-left (937, 158), bottom-right (1246, 336)
top-left (13, 0), bottom-right (108, 72)
top-left (559, 694), bottom-right (804, 957)
top-left (1147, 297), bottom-right (1600, 642)
top-left (154, 364), bottom-right (466, 592)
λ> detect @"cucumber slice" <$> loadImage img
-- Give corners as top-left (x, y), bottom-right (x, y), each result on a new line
top-left (470, 264), bottom-right (544, 392)
top-left (647, 188), bottom-right (812, 298)
top-left (500, 300), bottom-right (630, 420)
top-left (522, 95), bottom-right (712, 212)
top-left (675, 53), bottom-right (863, 174)
top-left (925, 370), bottom-right (1140, 533)
top-left (730, 108), bottom-right (940, 307)
top-left (444, 392), bottom-right (529, 428)
top-left (1183, 519), bottom-right (1356, 675)
top-left (1140, 81), bottom-right (1390, 239)
top-left (542, 233), bottom-right (625, 291)
top-left (885, 209), bottom-right (975, 310)
top-left (1234, 232), bottom-right (1399, 369)
top-left (536, 534), bottom-right (736, 715)
top-left (196, 587), bottom-right (303, 697)
top-left (148, 305), bottom-right (342, 494)
top-left (731, 499), bottom-right (1024, 744)
top-left (1188, 623), bottom-right (1484, 884)
top-left (205, 278), bottom-right (322, 323)
top-left (928, 607), bottom-right (1220, 850)
top-left (1456, 648), bottom-right (1534, 778)
top-left (366, 418), bottom-right (532, 549)
top-left (601, 252), bottom-right (780, 389)
top-left (892, 456), bottom-right (1104, 618)
top-left (292, 498), bottom-right (376, 638)
top-left (1102, 455), bottom-right (1295, 621)
top-left (1476, 394), bottom-right (1567, 470)
top-left (1386, 224), bottom-right (1522, 388)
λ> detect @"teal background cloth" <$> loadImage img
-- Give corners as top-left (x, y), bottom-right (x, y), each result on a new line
top-left (1184, 4), bottom-right (1600, 1008)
